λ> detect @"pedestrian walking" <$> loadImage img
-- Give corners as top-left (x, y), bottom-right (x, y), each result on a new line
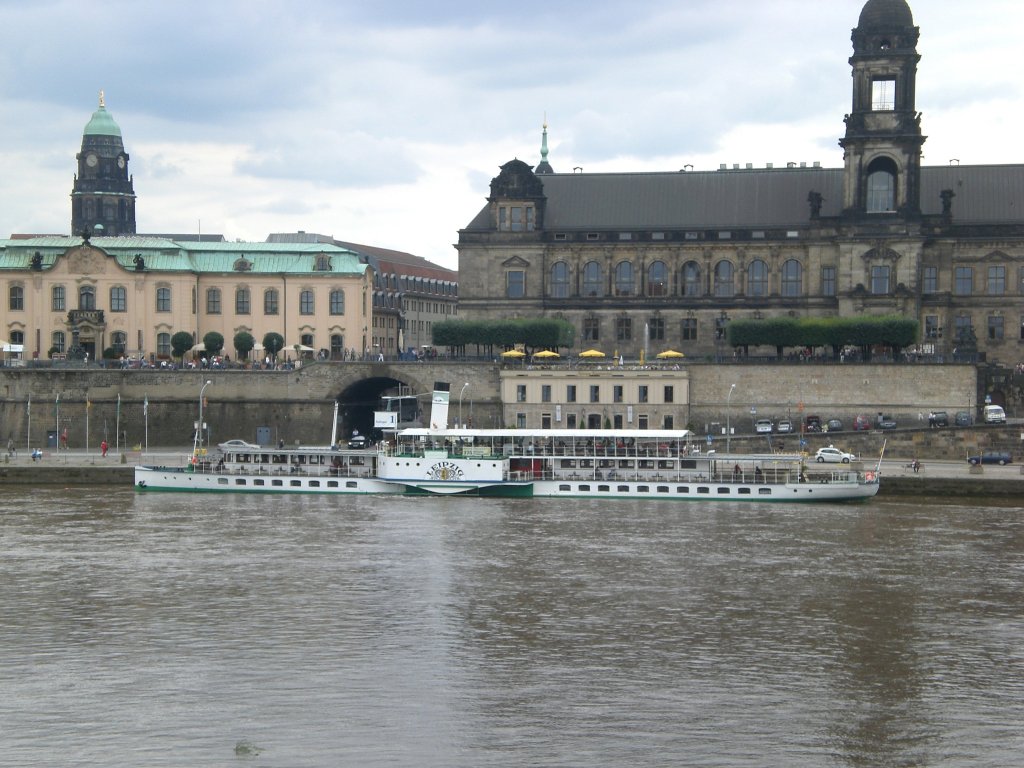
top-left (100, 439), bottom-right (108, 457)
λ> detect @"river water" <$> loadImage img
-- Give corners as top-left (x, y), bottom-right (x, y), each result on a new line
top-left (1, 488), bottom-right (1022, 767)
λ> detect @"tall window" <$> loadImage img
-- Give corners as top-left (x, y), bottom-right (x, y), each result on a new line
top-left (747, 260), bottom-right (768, 297)
top-left (781, 259), bottom-right (802, 297)
top-left (506, 270), bottom-right (525, 298)
top-left (871, 78), bottom-right (895, 110)
top-left (866, 158), bottom-right (896, 213)
top-left (541, 385), bottom-right (552, 403)
top-left (111, 331), bottom-right (127, 354)
top-left (714, 261), bottom-right (734, 298)
top-left (157, 332), bottom-right (171, 357)
top-left (330, 289), bottom-right (345, 315)
top-left (330, 334), bottom-right (344, 359)
top-left (638, 386), bottom-right (648, 404)
top-left (299, 289), bottom-right (314, 315)
top-left (10, 330), bottom-right (23, 345)
top-left (235, 288), bottom-right (251, 315)
top-left (590, 385), bottom-right (600, 403)
top-left (52, 285), bottom-right (66, 311)
top-left (264, 288), bottom-right (279, 315)
top-left (9, 285), bottom-right (24, 310)
top-left (870, 265), bottom-right (891, 295)
top-left (156, 287), bottom-right (171, 312)
top-left (954, 266), bottom-right (973, 296)
top-left (582, 261), bottom-right (602, 297)
top-left (649, 317), bottom-right (665, 341)
top-left (566, 385), bottom-right (577, 403)
top-left (498, 204), bottom-right (535, 232)
top-left (954, 315), bottom-right (972, 341)
top-left (550, 262), bottom-right (569, 298)
top-left (110, 286), bottom-right (127, 312)
top-left (821, 266), bottom-right (837, 297)
top-left (206, 288), bottom-right (221, 314)
top-left (681, 318), bottom-right (697, 341)
top-left (583, 317), bottom-right (599, 342)
top-left (682, 262), bottom-right (701, 297)
top-left (925, 315), bottom-right (941, 340)
top-left (922, 266), bottom-right (937, 294)
top-left (988, 315), bottom-right (1004, 340)
top-left (51, 331), bottom-right (66, 353)
top-left (614, 262), bottom-right (634, 296)
top-left (988, 266), bottom-right (1006, 295)
top-left (647, 261), bottom-right (667, 296)
top-left (616, 317), bottom-right (632, 341)
top-left (78, 285), bottom-right (96, 310)
top-left (301, 333), bottom-right (314, 347)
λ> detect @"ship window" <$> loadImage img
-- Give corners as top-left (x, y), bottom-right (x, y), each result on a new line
top-left (235, 478), bottom-right (246, 485)
top-left (676, 486), bottom-right (689, 494)
top-left (658, 486), bottom-right (669, 493)
top-left (559, 484), bottom-right (572, 491)
top-left (309, 481), bottom-right (320, 488)
top-left (738, 487), bottom-right (751, 495)
top-left (698, 486), bottom-right (710, 494)
top-left (718, 487), bottom-right (730, 494)
top-left (218, 478), bottom-right (229, 485)
top-left (272, 479), bottom-right (283, 486)
top-left (346, 481), bottom-right (359, 488)
top-left (254, 479), bottom-right (265, 486)
top-left (759, 487), bottom-right (772, 495)
top-left (579, 485), bottom-right (591, 492)
top-left (290, 480), bottom-right (302, 487)
top-left (598, 485), bottom-right (610, 492)
top-left (618, 485), bottom-right (629, 493)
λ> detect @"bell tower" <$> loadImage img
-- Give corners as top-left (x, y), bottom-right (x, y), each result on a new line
top-left (839, 0), bottom-right (924, 220)
top-left (71, 91), bottom-right (137, 237)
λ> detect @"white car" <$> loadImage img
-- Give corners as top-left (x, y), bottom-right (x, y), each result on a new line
top-left (814, 446), bottom-right (856, 463)
top-left (777, 420), bottom-right (793, 433)
top-left (755, 419), bottom-right (773, 434)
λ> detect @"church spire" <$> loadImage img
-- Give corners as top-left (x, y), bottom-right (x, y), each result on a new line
top-left (535, 116), bottom-right (554, 174)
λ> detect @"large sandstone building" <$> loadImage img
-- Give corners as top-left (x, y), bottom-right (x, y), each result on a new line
top-left (457, 0), bottom-right (1024, 367)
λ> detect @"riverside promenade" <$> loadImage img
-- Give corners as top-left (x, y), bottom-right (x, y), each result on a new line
top-left (2, 447), bottom-right (1022, 498)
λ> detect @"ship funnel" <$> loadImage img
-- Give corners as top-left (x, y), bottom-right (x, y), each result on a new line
top-left (430, 382), bottom-right (451, 431)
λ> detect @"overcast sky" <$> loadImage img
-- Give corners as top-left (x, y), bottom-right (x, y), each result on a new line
top-left (1, 0), bottom-right (1021, 269)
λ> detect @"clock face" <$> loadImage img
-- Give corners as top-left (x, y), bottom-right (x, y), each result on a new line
top-left (85, 153), bottom-right (98, 168)
top-left (117, 156), bottom-right (125, 169)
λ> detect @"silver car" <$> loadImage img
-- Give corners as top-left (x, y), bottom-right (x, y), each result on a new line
top-left (814, 446), bottom-right (856, 463)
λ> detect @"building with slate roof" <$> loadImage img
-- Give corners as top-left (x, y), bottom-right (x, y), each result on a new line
top-left (457, 0), bottom-right (1024, 368)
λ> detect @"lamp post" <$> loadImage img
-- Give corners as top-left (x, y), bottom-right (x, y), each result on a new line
top-left (197, 379), bottom-right (212, 456)
top-left (726, 383), bottom-right (736, 455)
top-left (459, 382), bottom-right (469, 428)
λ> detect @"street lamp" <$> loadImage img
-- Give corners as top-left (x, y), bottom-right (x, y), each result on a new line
top-left (197, 379), bottom-right (212, 456)
top-left (726, 383), bottom-right (736, 455)
top-left (459, 382), bottom-right (469, 428)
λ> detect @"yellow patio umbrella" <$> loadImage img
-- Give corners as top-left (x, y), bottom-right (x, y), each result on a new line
top-left (656, 349), bottom-right (685, 359)
top-left (500, 349), bottom-right (526, 358)
top-left (533, 350), bottom-right (560, 359)
top-left (579, 349), bottom-right (606, 358)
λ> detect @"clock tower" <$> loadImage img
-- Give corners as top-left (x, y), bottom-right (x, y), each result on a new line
top-left (839, 0), bottom-right (924, 221)
top-left (71, 91), bottom-right (137, 237)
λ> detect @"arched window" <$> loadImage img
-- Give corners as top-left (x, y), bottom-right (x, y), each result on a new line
top-left (781, 259), bottom-right (802, 297)
top-left (550, 262), bottom-right (569, 298)
top-left (79, 285), bottom-right (96, 311)
top-left (682, 262), bottom-right (701, 297)
top-left (329, 289), bottom-right (345, 315)
top-left (647, 261), bottom-right (668, 296)
top-left (51, 331), bottom-right (66, 353)
top-left (10, 330), bottom-right (24, 345)
top-left (614, 262), bottom-right (634, 296)
top-left (264, 288), bottom-right (279, 315)
top-left (747, 260), bottom-right (768, 297)
top-left (866, 157), bottom-right (897, 213)
top-left (299, 289), bottom-right (314, 315)
top-left (714, 261), bottom-right (734, 298)
top-left (235, 288), bottom-right (251, 315)
top-left (582, 261), bottom-right (602, 297)
top-left (157, 332), bottom-right (171, 357)
top-left (206, 288), bottom-right (221, 314)
top-left (330, 334), bottom-right (344, 359)
top-left (111, 331), bottom-right (127, 354)
top-left (300, 333), bottom-right (314, 347)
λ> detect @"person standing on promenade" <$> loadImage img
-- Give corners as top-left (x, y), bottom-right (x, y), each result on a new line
top-left (101, 439), bottom-right (108, 457)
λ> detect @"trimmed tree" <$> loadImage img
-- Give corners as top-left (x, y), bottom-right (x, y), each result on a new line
top-left (171, 331), bottom-right (194, 362)
top-left (262, 332), bottom-right (285, 361)
top-left (203, 331), bottom-right (225, 357)
top-left (233, 331), bottom-right (255, 360)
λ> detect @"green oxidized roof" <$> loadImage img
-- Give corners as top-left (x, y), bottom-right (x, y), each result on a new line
top-left (84, 105), bottom-right (122, 138)
top-left (0, 236), bottom-right (370, 276)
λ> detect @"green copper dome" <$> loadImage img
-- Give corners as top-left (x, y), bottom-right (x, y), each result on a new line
top-left (83, 92), bottom-right (122, 137)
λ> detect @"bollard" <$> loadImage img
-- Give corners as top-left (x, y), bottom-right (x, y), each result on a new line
top-left (121, 452), bottom-right (127, 464)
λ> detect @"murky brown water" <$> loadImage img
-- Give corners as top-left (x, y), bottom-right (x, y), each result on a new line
top-left (2, 489), bottom-right (1022, 767)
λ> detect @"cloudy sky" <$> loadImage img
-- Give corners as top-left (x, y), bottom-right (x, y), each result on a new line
top-left (1, 0), bottom-right (1021, 269)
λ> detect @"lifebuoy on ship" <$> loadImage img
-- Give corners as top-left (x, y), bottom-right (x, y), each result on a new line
top-left (864, 471), bottom-right (876, 482)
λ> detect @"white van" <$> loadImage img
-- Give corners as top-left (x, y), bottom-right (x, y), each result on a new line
top-left (983, 404), bottom-right (1006, 423)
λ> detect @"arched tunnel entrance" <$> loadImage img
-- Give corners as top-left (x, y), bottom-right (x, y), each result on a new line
top-left (337, 376), bottom-right (427, 443)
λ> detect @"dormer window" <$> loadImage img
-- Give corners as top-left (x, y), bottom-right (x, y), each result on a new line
top-left (314, 253), bottom-right (332, 271)
top-left (498, 204), bottom-right (535, 232)
top-left (233, 256), bottom-right (253, 272)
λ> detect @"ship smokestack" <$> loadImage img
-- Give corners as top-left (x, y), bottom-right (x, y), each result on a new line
top-left (430, 382), bottom-right (451, 431)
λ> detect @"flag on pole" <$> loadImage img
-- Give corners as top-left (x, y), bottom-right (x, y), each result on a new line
top-left (116, 393), bottom-right (121, 418)
top-left (26, 395), bottom-right (30, 416)
top-left (87, 396), bottom-right (92, 410)
top-left (143, 396), bottom-right (148, 417)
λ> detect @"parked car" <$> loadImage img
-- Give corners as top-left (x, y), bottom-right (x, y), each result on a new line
top-left (929, 411), bottom-right (949, 428)
top-left (815, 446), bottom-right (856, 463)
top-left (825, 418), bottom-right (844, 432)
top-left (805, 414), bottom-right (822, 433)
top-left (876, 414), bottom-right (897, 430)
top-left (954, 411), bottom-right (973, 427)
top-left (852, 414), bottom-right (872, 431)
top-left (755, 419), bottom-right (773, 434)
top-left (777, 419), bottom-right (793, 434)
top-left (348, 434), bottom-right (368, 449)
top-left (967, 451), bottom-right (1012, 465)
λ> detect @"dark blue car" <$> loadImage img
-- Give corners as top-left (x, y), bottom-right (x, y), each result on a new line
top-left (967, 451), bottom-right (1012, 465)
